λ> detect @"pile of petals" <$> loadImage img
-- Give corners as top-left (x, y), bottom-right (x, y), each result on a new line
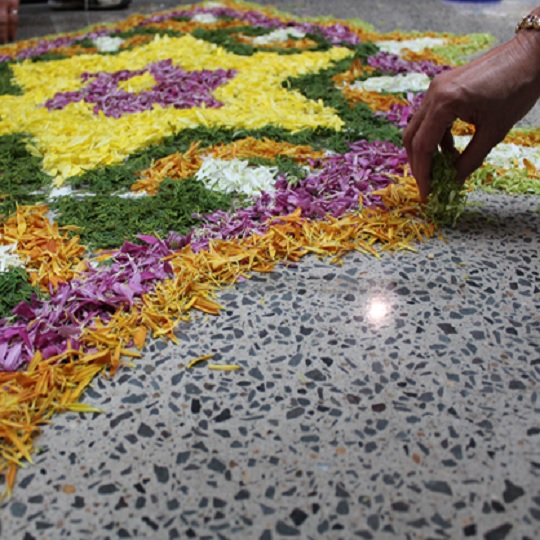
top-left (0, 233), bottom-right (173, 371)
top-left (141, 4), bottom-right (362, 45)
top-left (195, 158), bottom-right (279, 196)
top-left (44, 60), bottom-right (237, 118)
top-left (0, 244), bottom-right (25, 273)
top-left (367, 51), bottom-right (450, 77)
top-left (0, 206), bottom-right (87, 290)
top-left (133, 137), bottom-right (324, 195)
top-left (189, 140), bottom-right (407, 250)
top-left (380, 91), bottom-right (426, 130)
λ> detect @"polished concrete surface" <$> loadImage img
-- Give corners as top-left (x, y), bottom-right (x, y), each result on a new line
top-left (2, 2), bottom-right (540, 539)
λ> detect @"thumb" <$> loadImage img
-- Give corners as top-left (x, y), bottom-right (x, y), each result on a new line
top-left (454, 128), bottom-right (502, 182)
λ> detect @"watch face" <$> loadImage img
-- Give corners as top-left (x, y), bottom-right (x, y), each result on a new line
top-left (517, 14), bottom-right (540, 32)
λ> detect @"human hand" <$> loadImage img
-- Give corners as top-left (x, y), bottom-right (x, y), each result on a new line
top-left (0, 0), bottom-right (19, 45)
top-left (403, 12), bottom-right (540, 201)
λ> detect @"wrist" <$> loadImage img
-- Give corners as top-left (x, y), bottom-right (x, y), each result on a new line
top-left (514, 9), bottom-right (540, 84)
top-left (515, 9), bottom-right (540, 32)
top-left (515, 8), bottom-right (540, 44)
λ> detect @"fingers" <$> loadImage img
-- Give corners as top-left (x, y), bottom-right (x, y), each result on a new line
top-left (8, 0), bottom-right (18, 43)
top-left (0, 9), bottom-right (8, 45)
top-left (0, 0), bottom-right (18, 44)
top-left (7, 10), bottom-right (17, 43)
top-left (403, 99), bottom-right (426, 175)
top-left (403, 72), bottom-right (463, 200)
top-left (404, 103), bottom-right (457, 201)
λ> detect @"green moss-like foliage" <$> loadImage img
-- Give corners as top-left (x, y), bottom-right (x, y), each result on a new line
top-left (66, 124), bottom-right (345, 194)
top-left (51, 178), bottom-right (238, 249)
top-left (468, 164), bottom-right (540, 195)
top-left (0, 134), bottom-right (49, 220)
top-left (191, 25), bottom-right (332, 56)
top-left (31, 53), bottom-right (71, 63)
top-left (0, 62), bottom-right (23, 96)
top-left (0, 267), bottom-right (42, 320)
top-left (284, 45), bottom-right (403, 150)
top-left (112, 27), bottom-right (184, 40)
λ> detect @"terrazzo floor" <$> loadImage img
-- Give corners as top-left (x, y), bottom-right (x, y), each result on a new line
top-left (2, 1), bottom-right (540, 539)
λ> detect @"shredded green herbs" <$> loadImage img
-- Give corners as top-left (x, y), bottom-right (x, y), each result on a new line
top-left (284, 46), bottom-right (402, 150)
top-left (0, 134), bottom-right (49, 219)
top-left (66, 124), bottom-right (350, 194)
top-left (51, 178), bottom-right (238, 249)
top-left (0, 62), bottom-right (22, 96)
top-left (192, 25), bottom-right (332, 56)
top-left (468, 164), bottom-right (540, 195)
top-left (112, 27), bottom-right (183, 40)
top-left (433, 33), bottom-right (493, 65)
top-left (424, 151), bottom-right (467, 227)
top-left (0, 267), bottom-right (41, 320)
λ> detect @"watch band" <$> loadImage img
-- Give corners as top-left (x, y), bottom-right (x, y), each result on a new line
top-left (516, 14), bottom-right (540, 33)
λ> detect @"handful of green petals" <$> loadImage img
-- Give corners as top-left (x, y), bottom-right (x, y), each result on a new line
top-left (423, 151), bottom-right (468, 227)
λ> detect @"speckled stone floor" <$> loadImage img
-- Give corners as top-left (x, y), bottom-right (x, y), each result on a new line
top-left (2, 2), bottom-right (540, 540)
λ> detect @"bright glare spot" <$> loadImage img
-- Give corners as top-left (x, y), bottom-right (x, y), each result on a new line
top-left (367, 299), bottom-right (388, 322)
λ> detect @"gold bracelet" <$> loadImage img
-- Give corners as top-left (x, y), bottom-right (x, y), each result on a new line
top-left (516, 14), bottom-right (540, 33)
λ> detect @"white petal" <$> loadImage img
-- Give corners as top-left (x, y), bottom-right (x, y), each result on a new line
top-left (376, 37), bottom-right (446, 55)
top-left (351, 72), bottom-right (431, 93)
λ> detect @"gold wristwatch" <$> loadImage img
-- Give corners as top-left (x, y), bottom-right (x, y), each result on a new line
top-left (516, 14), bottom-right (540, 33)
